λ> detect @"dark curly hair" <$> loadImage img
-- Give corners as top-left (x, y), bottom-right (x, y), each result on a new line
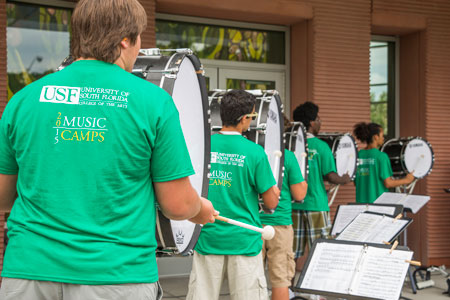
top-left (353, 122), bottom-right (382, 144)
top-left (293, 101), bottom-right (318, 130)
top-left (220, 90), bottom-right (256, 127)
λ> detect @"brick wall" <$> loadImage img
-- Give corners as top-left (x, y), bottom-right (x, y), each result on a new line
top-left (371, 0), bottom-right (450, 265)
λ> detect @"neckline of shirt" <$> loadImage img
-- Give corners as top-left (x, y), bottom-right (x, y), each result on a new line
top-left (219, 131), bottom-right (242, 136)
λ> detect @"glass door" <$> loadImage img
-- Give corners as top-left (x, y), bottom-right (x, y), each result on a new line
top-left (218, 68), bottom-right (286, 108)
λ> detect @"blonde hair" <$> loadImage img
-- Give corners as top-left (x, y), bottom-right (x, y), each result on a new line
top-left (71, 0), bottom-right (147, 63)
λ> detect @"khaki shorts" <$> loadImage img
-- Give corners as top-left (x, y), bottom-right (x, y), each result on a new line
top-left (0, 278), bottom-right (162, 300)
top-left (186, 251), bottom-right (268, 300)
top-left (262, 225), bottom-right (296, 288)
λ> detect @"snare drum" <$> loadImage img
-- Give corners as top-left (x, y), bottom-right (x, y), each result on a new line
top-left (285, 122), bottom-right (309, 182)
top-left (316, 133), bottom-right (359, 180)
top-left (209, 89), bottom-right (285, 189)
top-left (381, 137), bottom-right (434, 179)
top-left (133, 48), bottom-right (210, 255)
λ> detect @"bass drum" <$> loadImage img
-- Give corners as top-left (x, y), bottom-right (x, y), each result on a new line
top-left (381, 137), bottom-right (434, 179)
top-left (209, 89), bottom-right (285, 189)
top-left (133, 48), bottom-right (210, 255)
top-left (316, 133), bottom-right (359, 180)
top-left (285, 122), bottom-right (309, 182)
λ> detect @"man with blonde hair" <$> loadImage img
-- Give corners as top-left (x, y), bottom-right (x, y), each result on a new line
top-left (0, 0), bottom-right (216, 299)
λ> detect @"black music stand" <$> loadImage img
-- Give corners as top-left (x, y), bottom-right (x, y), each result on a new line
top-left (392, 184), bottom-right (430, 298)
top-left (293, 239), bottom-right (413, 300)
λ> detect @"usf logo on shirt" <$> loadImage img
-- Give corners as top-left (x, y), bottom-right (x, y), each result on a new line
top-left (40, 86), bottom-right (81, 105)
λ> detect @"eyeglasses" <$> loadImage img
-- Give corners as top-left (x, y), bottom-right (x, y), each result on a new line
top-left (237, 112), bottom-right (258, 121)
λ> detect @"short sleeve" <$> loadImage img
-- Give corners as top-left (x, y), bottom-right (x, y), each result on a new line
top-left (286, 150), bottom-right (304, 185)
top-left (150, 97), bottom-right (194, 182)
top-left (320, 141), bottom-right (337, 176)
top-left (0, 106), bottom-right (19, 175)
top-left (378, 152), bottom-right (393, 181)
top-left (254, 150), bottom-right (276, 194)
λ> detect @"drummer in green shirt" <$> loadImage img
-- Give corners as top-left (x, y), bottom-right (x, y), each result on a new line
top-left (187, 90), bottom-right (280, 300)
top-left (353, 122), bottom-right (415, 204)
top-left (260, 116), bottom-right (308, 300)
top-left (291, 102), bottom-right (351, 271)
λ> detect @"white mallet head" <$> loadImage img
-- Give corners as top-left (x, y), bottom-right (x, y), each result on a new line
top-left (262, 225), bottom-right (275, 240)
top-left (273, 150), bottom-right (283, 158)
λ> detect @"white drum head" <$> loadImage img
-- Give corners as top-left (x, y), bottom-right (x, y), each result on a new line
top-left (294, 129), bottom-right (307, 180)
top-left (404, 138), bottom-right (434, 178)
top-left (335, 135), bottom-right (358, 177)
top-left (168, 56), bottom-right (205, 253)
top-left (265, 95), bottom-right (282, 181)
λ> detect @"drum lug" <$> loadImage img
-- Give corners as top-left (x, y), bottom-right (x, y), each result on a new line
top-left (139, 48), bottom-right (161, 56)
top-left (197, 66), bottom-right (206, 76)
top-left (253, 124), bottom-right (267, 131)
top-left (139, 48), bottom-right (194, 56)
top-left (164, 73), bottom-right (177, 79)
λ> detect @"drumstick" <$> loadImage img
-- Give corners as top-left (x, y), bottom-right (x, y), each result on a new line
top-left (215, 215), bottom-right (275, 240)
top-left (411, 154), bottom-right (425, 174)
top-left (272, 150), bottom-right (283, 185)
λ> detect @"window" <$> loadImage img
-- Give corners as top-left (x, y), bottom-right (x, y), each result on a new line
top-left (7, 2), bottom-right (72, 101)
top-left (156, 19), bottom-right (285, 64)
top-left (370, 40), bottom-right (396, 138)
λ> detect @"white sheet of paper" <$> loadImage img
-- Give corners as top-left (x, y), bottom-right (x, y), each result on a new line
top-left (367, 205), bottom-right (397, 215)
top-left (374, 192), bottom-right (406, 205)
top-left (300, 243), bottom-right (363, 294)
top-left (374, 192), bottom-right (430, 213)
top-left (336, 213), bottom-right (408, 243)
top-left (404, 194), bottom-right (430, 214)
top-left (332, 205), bottom-right (397, 235)
top-left (352, 247), bottom-right (413, 300)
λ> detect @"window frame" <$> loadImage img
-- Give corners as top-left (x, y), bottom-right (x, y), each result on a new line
top-left (156, 13), bottom-right (291, 115)
top-left (370, 35), bottom-right (399, 139)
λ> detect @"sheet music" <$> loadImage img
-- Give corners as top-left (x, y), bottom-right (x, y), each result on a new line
top-left (367, 205), bottom-right (396, 215)
top-left (374, 192), bottom-right (406, 205)
top-left (353, 247), bottom-right (413, 300)
top-left (332, 205), bottom-right (397, 235)
top-left (403, 194), bottom-right (430, 214)
top-left (336, 213), bottom-right (409, 243)
top-left (375, 192), bottom-right (430, 213)
top-left (300, 243), bottom-right (363, 294)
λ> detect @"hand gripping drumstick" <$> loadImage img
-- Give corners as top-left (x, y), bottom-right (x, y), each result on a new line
top-left (215, 215), bottom-right (275, 240)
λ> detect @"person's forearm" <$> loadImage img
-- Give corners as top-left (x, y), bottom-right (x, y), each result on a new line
top-left (291, 182), bottom-right (307, 201)
top-left (325, 172), bottom-right (348, 185)
top-left (262, 186), bottom-right (280, 209)
top-left (154, 178), bottom-right (202, 220)
top-left (0, 174), bottom-right (18, 212)
top-left (161, 188), bottom-right (201, 220)
top-left (384, 177), bottom-right (412, 188)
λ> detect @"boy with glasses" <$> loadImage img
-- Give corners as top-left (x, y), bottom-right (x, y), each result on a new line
top-left (187, 90), bottom-right (280, 300)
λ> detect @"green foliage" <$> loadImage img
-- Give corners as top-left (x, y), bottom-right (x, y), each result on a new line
top-left (370, 91), bottom-right (388, 135)
top-left (155, 20), bottom-right (284, 64)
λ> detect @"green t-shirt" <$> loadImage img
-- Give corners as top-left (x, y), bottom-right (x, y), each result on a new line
top-left (292, 136), bottom-right (336, 211)
top-left (260, 149), bottom-right (304, 226)
top-left (0, 60), bottom-right (194, 284)
top-left (195, 133), bottom-right (276, 256)
top-left (355, 148), bottom-right (393, 204)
